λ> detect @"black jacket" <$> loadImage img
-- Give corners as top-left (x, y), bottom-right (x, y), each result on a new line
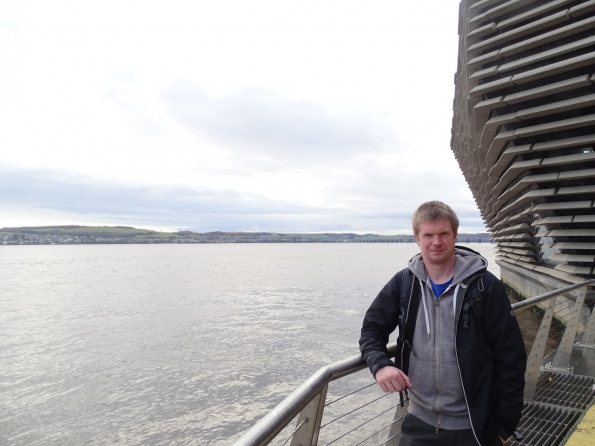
top-left (359, 263), bottom-right (526, 446)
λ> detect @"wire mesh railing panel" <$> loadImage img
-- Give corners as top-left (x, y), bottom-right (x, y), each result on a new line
top-left (513, 289), bottom-right (593, 368)
top-left (265, 415), bottom-right (301, 446)
top-left (316, 368), bottom-right (402, 446)
top-left (510, 297), bottom-right (561, 358)
top-left (545, 298), bottom-right (583, 348)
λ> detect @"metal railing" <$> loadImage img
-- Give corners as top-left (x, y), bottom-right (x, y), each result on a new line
top-left (233, 279), bottom-right (595, 446)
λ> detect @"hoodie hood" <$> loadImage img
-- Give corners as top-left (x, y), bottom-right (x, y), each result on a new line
top-left (408, 245), bottom-right (488, 286)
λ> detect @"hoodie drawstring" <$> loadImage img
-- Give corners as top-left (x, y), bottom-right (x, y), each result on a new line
top-left (419, 278), bottom-right (431, 340)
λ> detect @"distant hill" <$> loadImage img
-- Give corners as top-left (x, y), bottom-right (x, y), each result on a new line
top-left (0, 226), bottom-right (493, 245)
top-left (0, 225), bottom-right (177, 239)
top-left (0, 225), bottom-right (180, 238)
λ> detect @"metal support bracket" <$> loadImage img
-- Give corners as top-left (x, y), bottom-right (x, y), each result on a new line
top-left (290, 385), bottom-right (328, 446)
top-left (385, 399), bottom-right (408, 446)
top-left (552, 288), bottom-right (588, 372)
top-left (525, 297), bottom-right (555, 401)
top-left (580, 303), bottom-right (595, 347)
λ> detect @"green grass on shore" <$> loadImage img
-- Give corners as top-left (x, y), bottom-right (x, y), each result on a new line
top-left (1, 225), bottom-right (179, 238)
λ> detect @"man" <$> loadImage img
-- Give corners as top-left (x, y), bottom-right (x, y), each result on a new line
top-left (359, 201), bottom-right (526, 446)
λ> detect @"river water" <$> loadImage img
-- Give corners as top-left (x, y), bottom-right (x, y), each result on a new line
top-left (0, 243), bottom-right (498, 445)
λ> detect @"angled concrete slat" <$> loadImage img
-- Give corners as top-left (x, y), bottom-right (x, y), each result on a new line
top-left (574, 215), bottom-right (595, 223)
top-left (498, 37), bottom-right (595, 75)
top-left (557, 185), bottom-right (595, 195)
top-left (545, 229), bottom-right (595, 237)
top-left (469, 76), bottom-right (514, 97)
top-left (467, 10), bottom-right (569, 54)
top-left (503, 75), bottom-right (592, 105)
top-left (469, 0), bottom-right (501, 12)
top-left (496, 0), bottom-right (573, 30)
top-left (512, 52), bottom-right (595, 85)
top-left (543, 242), bottom-right (595, 250)
top-left (467, 15), bottom-right (595, 66)
top-left (474, 96), bottom-right (507, 113)
top-left (533, 134), bottom-right (595, 152)
top-left (468, 22), bottom-right (497, 39)
top-left (470, 65), bottom-right (499, 80)
top-left (532, 216), bottom-right (573, 226)
top-left (484, 94), bottom-right (595, 134)
top-left (569, 0), bottom-right (595, 18)
top-left (531, 201), bottom-right (593, 211)
top-left (548, 253), bottom-right (595, 263)
top-left (541, 151), bottom-right (595, 167)
top-left (559, 168), bottom-right (595, 180)
top-left (516, 94), bottom-right (595, 120)
top-left (499, 16), bottom-right (595, 59)
top-left (554, 264), bottom-right (593, 274)
top-left (513, 114), bottom-right (595, 138)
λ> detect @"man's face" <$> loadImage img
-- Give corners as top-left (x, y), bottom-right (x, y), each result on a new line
top-left (414, 219), bottom-right (456, 266)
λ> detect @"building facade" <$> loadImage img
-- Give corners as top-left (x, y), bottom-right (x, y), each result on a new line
top-left (451, 0), bottom-right (595, 296)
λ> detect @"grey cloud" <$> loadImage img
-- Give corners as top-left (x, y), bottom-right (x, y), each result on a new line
top-left (164, 82), bottom-right (399, 169)
top-left (0, 166), bottom-right (321, 231)
top-left (322, 168), bottom-right (486, 232)
top-left (0, 165), bottom-right (485, 233)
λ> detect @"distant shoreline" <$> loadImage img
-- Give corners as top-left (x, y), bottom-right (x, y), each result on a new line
top-left (1, 225), bottom-right (492, 245)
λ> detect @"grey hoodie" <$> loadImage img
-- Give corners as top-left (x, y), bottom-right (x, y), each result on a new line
top-left (406, 248), bottom-right (488, 431)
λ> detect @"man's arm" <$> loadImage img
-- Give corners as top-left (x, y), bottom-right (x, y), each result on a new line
top-left (359, 272), bottom-right (405, 381)
top-left (483, 273), bottom-right (527, 440)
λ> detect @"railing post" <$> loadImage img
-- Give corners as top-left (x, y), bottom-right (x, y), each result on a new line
top-left (290, 385), bottom-right (328, 446)
top-left (551, 287), bottom-right (588, 373)
top-left (524, 297), bottom-right (555, 401)
top-left (385, 401), bottom-right (407, 446)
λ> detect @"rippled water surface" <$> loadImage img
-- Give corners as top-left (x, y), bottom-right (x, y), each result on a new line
top-left (0, 243), bottom-right (498, 445)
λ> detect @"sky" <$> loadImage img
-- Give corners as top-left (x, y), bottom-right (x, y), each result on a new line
top-left (0, 0), bottom-right (485, 234)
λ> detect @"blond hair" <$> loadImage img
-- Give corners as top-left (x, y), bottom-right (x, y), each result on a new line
top-left (412, 201), bottom-right (459, 236)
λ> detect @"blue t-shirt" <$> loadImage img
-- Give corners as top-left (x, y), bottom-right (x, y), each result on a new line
top-left (430, 277), bottom-right (453, 298)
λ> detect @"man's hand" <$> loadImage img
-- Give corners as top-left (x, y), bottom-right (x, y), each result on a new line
top-left (375, 366), bottom-right (412, 393)
top-left (499, 437), bottom-right (506, 445)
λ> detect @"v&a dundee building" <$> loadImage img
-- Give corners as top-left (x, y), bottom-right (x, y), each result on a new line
top-left (452, 0), bottom-right (595, 296)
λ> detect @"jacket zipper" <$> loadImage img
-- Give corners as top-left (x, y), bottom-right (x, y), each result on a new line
top-left (434, 285), bottom-right (441, 433)
top-left (401, 279), bottom-right (415, 377)
top-left (454, 280), bottom-right (481, 445)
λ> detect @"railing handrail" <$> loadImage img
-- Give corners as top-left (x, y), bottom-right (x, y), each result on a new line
top-left (510, 278), bottom-right (595, 312)
top-left (232, 343), bottom-right (399, 446)
top-left (232, 279), bottom-right (595, 446)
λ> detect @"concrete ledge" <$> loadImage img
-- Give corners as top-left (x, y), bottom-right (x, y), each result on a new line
top-left (564, 404), bottom-right (595, 446)
top-left (499, 259), bottom-right (587, 294)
